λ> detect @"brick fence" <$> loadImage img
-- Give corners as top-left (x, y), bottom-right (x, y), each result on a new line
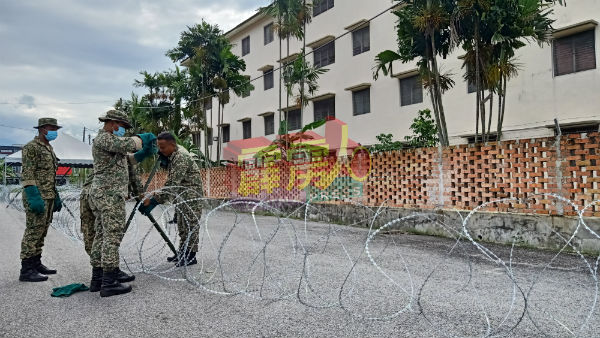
top-left (144, 132), bottom-right (600, 217)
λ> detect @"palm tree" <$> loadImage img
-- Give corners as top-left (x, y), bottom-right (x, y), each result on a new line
top-left (259, 0), bottom-right (312, 127)
top-left (167, 21), bottom-right (232, 160)
top-left (212, 45), bottom-right (255, 162)
top-left (282, 49), bottom-right (328, 108)
top-left (455, 0), bottom-right (556, 142)
top-left (374, 0), bottom-right (455, 146)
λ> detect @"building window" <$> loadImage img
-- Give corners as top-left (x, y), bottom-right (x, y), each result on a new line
top-left (264, 115), bottom-right (275, 135)
top-left (400, 75), bottom-right (423, 106)
top-left (555, 123), bottom-right (599, 135)
top-left (313, 0), bottom-right (334, 16)
top-left (204, 98), bottom-right (212, 111)
top-left (466, 133), bottom-right (498, 144)
top-left (264, 70), bottom-right (274, 90)
top-left (242, 36), bottom-right (250, 56)
top-left (352, 88), bottom-right (370, 116)
top-left (207, 128), bottom-right (213, 146)
top-left (286, 109), bottom-right (302, 131)
top-left (465, 63), bottom-right (477, 93)
top-left (352, 26), bottom-right (370, 56)
top-left (314, 97), bottom-right (335, 121)
top-left (554, 30), bottom-right (596, 76)
top-left (314, 41), bottom-right (335, 68)
top-left (242, 120), bottom-right (252, 139)
top-left (467, 79), bottom-right (477, 93)
top-left (222, 125), bottom-right (230, 143)
top-left (264, 23), bottom-right (274, 45)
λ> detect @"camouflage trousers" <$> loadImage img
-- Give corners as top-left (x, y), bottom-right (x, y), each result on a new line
top-left (20, 198), bottom-right (55, 260)
top-left (175, 200), bottom-right (202, 253)
top-left (88, 193), bottom-right (126, 269)
top-left (79, 192), bottom-right (95, 256)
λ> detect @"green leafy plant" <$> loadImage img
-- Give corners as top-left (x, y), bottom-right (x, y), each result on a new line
top-left (283, 49), bottom-right (328, 107)
top-left (404, 109), bottom-right (439, 148)
top-left (255, 119), bottom-right (328, 162)
top-left (370, 134), bottom-right (403, 153)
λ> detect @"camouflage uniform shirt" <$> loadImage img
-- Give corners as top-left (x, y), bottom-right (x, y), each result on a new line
top-left (154, 147), bottom-right (203, 204)
top-left (21, 136), bottom-right (58, 199)
top-left (90, 130), bottom-right (142, 198)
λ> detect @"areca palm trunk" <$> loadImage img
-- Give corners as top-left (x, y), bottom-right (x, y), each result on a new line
top-left (216, 97), bottom-right (223, 162)
top-left (429, 42), bottom-right (448, 146)
top-left (474, 23), bottom-right (481, 144)
top-left (279, 29), bottom-right (283, 128)
top-left (286, 37), bottom-right (290, 122)
top-left (498, 76), bottom-right (507, 141)
top-left (300, 0), bottom-right (307, 123)
top-left (425, 51), bottom-right (445, 147)
top-left (487, 92), bottom-right (493, 142)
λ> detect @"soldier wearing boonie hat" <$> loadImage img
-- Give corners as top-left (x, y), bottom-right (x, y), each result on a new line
top-left (87, 109), bottom-right (157, 297)
top-left (18, 117), bottom-right (63, 282)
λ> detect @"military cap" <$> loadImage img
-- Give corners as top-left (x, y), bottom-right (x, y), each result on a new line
top-left (34, 117), bottom-right (62, 129)
top-left (98, 109), bottom-right (132, 129)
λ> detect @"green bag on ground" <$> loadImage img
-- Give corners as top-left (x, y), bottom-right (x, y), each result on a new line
top-left (51, 283), bottom-right (89, 297)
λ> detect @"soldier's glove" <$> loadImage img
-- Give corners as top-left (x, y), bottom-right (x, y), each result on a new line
top-left (53, 193), bottom-right (63, 213)
top-left (138, 197), bottom-right (159, 216)
top-left (137, 133), bottom-right (157, 149)
top-left (24, 185), bottom-right (45, 215)
top-left (134, 133), bottom-right (159, 163)
top-left (158, 153), bottom-right (169, 169)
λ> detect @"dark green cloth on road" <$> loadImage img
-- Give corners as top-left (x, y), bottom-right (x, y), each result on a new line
top-left (51, 283), bottom-right (89, 297)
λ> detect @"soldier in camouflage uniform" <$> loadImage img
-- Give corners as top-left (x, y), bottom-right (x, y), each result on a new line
top-left (19, 118), bottom-right (63, 282)
top-left (80, 162), bottom-right (141, 292)
top-left (140, 132), bottom-right (203, 267)
top-left (88, 110), bottom-right (157, 297)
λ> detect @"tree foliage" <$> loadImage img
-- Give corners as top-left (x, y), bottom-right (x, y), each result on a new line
top-left (370, 133), bottom-right (403, 153)
top-left (404, 109), bottom-right (439, 148)
top-left (375, 0), bottom-right (563, 146)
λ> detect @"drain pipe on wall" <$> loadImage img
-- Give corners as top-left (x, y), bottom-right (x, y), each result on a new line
top-left (554, 118), bottom-right (564, 216)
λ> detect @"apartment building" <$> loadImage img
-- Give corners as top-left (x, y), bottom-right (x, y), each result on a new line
top-left (198, 0), bottom-right (600, 160)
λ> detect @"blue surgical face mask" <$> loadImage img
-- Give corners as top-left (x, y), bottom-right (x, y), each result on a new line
top-left (45, 130), bottom-right (58, 141)
top-left (113, 126), bottom-right (126, 137)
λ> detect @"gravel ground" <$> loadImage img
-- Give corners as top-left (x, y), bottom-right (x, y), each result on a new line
top-left (1, 201), bottom-right (599, 338)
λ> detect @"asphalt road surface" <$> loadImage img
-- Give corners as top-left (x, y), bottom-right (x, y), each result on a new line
top-left (1, 201), bottom-right (599, 338)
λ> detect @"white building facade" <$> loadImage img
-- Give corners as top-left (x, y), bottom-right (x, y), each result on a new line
top-left (199, 0), bottom-right (600, 160)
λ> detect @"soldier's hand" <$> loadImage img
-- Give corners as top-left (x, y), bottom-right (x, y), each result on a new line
top-left (137, 133), bottom-right (157, 148)
top-left (53, 194), bottom-right (63, 213)
top-left (158, 152), bottom-right (169, 168)
top-left (138, 197), bottom-right (159, 216)
top-left (24, 186), bottom-right (45, 215)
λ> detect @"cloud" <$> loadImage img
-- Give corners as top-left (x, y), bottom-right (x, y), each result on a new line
top-left (18, 95), bottom-right (36, 109)
top-left (0, 0), bottom-right (268, 145)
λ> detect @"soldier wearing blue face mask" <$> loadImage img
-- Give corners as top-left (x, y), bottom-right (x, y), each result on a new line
top-left (18, 117), bottom-right (62, 282)
top-left (88, 110), bottom-right (157, 297)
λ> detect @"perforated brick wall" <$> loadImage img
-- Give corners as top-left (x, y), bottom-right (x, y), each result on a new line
top-left (143, 132), bottom-right (600, 216)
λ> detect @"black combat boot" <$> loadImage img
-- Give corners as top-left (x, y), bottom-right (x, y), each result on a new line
top-left (99, 269), bottom-right (132, 297)
top-left (33, 254), bottom-right (57, 275)
top-left (166, 251), bottom-right (180, 262)
top-left (19, 257), bottom-right (48, 282)
top-left (116, 268), bottom-right (135, 283)
top-left (175, 251), bottom-right (197, 267)
top-left (90, 267), bottom-right (103, 292)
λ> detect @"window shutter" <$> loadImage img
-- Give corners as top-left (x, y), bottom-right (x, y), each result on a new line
top-left (554, 30), bottom-right (596, 76)
top-left (412, 76), bottom-right (423, 104)
top-left (575, 30), bottom-right (596, 72)
top-left (400, 78), bottom-right (412, 106)
top-left (554, 37), bottom-right (575, 76)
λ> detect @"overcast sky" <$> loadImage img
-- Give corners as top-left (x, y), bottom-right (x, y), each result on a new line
top-left (0, 0), bottom-right (269, 145)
